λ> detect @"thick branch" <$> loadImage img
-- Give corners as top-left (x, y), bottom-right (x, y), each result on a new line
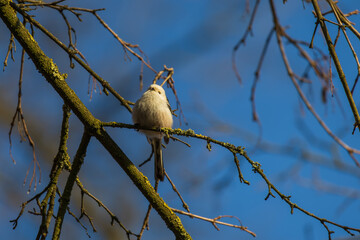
top-left (104, 122), bottom-right (360, 236)
top-left (52, 130), bottom-right (91, 240)
top-left (36, 104), bottom-right (71, 240)
top-left (311, 0), bottom-right (360, 130)
top-left (0, 2), bottom-right (191, 239)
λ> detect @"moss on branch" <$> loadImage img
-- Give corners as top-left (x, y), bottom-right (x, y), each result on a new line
top-left (0, 1), bottom-right (191, 239)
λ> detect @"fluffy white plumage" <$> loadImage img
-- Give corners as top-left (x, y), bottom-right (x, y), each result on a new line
top-left (132, 84), bottom-right (173, 181)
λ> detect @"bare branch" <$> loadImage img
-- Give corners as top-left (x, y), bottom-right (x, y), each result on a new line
top-left (232, 0), bottom-right (261, 83)
top-left (104, 121), bottom-right (360, 237)
top-left (8, 45), bottom-right (41, 193)
top-left (52, 131), bottom-right (91, 240)
top-left (3, 33), bottom-right (15, 71)
top-left (311, 0), bottom-right (360, 132)
top-left (171, 208), bottom-right (256, 237)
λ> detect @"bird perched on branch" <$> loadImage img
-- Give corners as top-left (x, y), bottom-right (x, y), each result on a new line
top-left (132, 83), bottom-right (173, 181)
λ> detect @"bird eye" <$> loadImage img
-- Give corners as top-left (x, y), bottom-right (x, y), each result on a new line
top-left (158, 91), bottom-right (161, 94)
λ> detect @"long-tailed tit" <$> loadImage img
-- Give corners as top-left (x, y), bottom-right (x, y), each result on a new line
top-left (132, 84), bottom-right (173, 181)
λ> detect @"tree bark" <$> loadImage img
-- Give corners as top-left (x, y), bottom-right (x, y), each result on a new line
top-left (0, 1), bottom-right (191, 239)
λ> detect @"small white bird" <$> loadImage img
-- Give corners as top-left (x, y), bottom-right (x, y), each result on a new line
top-left (132, 84), bottom-right (173, 181)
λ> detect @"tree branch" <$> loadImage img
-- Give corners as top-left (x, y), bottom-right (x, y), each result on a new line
top-left (0, 2), bottom-right (191, 239)
top-left (104, 121), bottom-right (360, 237)
top-left (52, 130), bottom-right (91, 240)
top-left (36, 104), bottom-right (71, 240)
top-left (311, 0), bottom-right (360, 132)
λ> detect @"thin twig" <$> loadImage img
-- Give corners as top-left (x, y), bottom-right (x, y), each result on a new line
top-left (269, 0), bottom-right (360, 237)
top-left (326, 0), bottom-right (360, 76)
top-left (10, 3), bottom-right (133, 113)
top-left (271, 0), bottom-right (360, 167)
top-left (231, 151), bottom-right (250, 185)
top-left (55, 188), bottom-right (92, 238)
top-left (311, 0), bottom-right (360, 132)
top-left (169, 136), bottom-right (191, 147)
top-left (92, 12), bottom-right (155, 74)
top-left (104, 121), bottom-right (360, 237)
top-left (10, 184), bottom-right (50, 229)
top-left (138, 181), bottom-right (159, 240)
top-left (171, 208), bottom-right (256, 237)
top-left (3, 33), bottom-right (15, 71)
top-left (165, 171), bottom-right (190, 212)
top-left (36, 104), bottom-right (71, 240)
top-left (232, 0), bottom-right (261, 83)
top-left (137, 203), bottom-right (152, 240)
top-left (8, 44), bottom-right (41, 193)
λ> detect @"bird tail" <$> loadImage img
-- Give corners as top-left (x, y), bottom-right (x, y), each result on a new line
top-left (153, 138), bottom-right (164, 181)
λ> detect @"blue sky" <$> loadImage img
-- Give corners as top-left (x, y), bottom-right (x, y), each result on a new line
top-left (1, 0), bottom-right (360, 239)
